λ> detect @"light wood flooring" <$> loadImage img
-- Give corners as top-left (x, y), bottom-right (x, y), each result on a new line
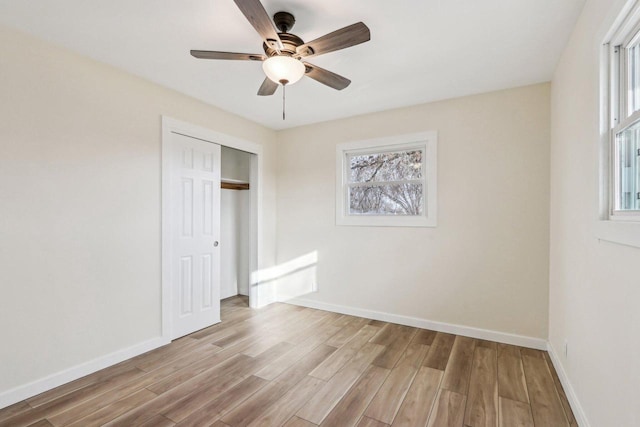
top-left (0, 296), bottom-right (578, 427)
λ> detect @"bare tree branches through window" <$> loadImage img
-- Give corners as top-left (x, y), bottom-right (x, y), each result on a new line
top-left (347, 149), bottom-right (425, 215)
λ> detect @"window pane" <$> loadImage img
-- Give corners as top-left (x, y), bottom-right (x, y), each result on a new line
top-left (349, 150), bottom-right (422, 183)
top-left (615, 120), bottom-right (640, 210)
top-left (349, 183), bottom-right (424, 215)
top-left (629, 42), bottom-right (640, 114)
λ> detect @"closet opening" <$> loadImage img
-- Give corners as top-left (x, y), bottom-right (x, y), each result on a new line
top-left (220, 146), bottom-right (252, 308)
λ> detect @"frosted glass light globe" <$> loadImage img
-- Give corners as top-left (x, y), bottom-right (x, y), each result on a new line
top-left (262, 55), bottom-right (305, 85)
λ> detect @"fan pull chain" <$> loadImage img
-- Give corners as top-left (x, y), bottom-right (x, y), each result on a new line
top-left (280, 79), bottom-right (289, 120)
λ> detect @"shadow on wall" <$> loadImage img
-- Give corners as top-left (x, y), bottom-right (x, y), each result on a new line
top-left (250, 251), bottom-right (318, 302)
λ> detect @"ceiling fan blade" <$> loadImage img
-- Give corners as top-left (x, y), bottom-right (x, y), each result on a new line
top-left (190, 50), bottom-right (265, 61)
top-left (303, 63), bottom-right (351, 90)
top-left (296, 22), bottom-right (370, 58)
top-left (233, 0), bottom-right (283, 51)
top-left (257, 77), bottom-right (278, 96)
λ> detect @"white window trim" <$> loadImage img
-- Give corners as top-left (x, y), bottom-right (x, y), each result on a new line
top-left (597, 0), bottom-right (640, 248)
top-left (335, 131), bottom-right (437, 227)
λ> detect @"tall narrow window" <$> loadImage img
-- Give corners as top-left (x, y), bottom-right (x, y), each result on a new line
top-left (605, 17), bottom-right (640, 220)
top-left (598, 0), bottom-right (640, 248)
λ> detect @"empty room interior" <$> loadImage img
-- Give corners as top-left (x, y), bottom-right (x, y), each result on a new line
top-left (0, 0), bottom-right (639, 426)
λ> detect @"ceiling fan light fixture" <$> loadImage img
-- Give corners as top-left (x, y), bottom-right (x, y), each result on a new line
top-left (262, 55), bottom-right (305, 85)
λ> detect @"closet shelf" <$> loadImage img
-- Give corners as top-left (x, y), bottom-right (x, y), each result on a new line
top-left (221, 179), bottom-right (250, 190)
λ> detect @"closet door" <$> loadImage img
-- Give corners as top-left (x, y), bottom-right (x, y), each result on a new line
top-left (169, 132), bottom-right (221, 339)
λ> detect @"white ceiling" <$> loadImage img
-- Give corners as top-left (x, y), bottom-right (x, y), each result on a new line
top-left (0, 0), bottom-right (585, 130)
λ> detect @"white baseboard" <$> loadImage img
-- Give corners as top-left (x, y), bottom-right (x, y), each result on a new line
top-left (546, 342), bottom-right (590, 427)
top-left (0, 336), bottom-right (169, 410)
top-left (287, 298), bottom-right (547, 350)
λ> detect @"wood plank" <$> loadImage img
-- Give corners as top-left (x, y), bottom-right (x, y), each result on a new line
top-left (144, 348), bottom-right (248, 394)
top-left (65, 389), bottom-right (157, 427)
top-left (284, 311), bottom-right (342, 346)
top-left (357, 416), bottom-right (389, 427)
top-left (283, 416), bottom-right (317, 427)
top-left (219, 378), bottom-right (298, 426)
top-left (497, 354), bottom-right (529, 403)
top-left (246, 376), bottom-right (324, 427)
top-left (1, 367), bottom-right (146, 427)
top-left (370, 324), bottom-right (410, 346)
top-left (391, 366), bottom-right (442, 427)
top-left (309, 325), bottom-right (379, 380)
top-left (364, 343), bottom-right (428, 424)
top-left (240, 310), bottom-right (331, 357)
top-left (136, 414), bottom-right (176, 427)
top-left (476, 340), bottom-right (498, 350)
top-left (426, 389), bottom-right (466, 427)
top-left (330, 314), bottom-right (356, 328)
top-left (296, 342), bottom-right (384, 424)
top-left (521, 355), bottom-right (570, 427)
top-left (221, 344), bottom-right (337, 426)
top-left (0, 401), bottom-right (32, 423)
top-left (142, 342), bottom-right (223, 374)
top-left (464, 346), bottom-right (498, 427)
top-left (151, 340), bottom-right (292, 395)
top-left (441, 336), bottom-right (476, 394)
top-left (543, 352), bottom-right (578, 427)
top-left (25, 359), bottom-right (145, 408)
top-left (49, 344), bottom-right (221, 426)
top-left (132, 338), bottom-right (204, 372)
top-left (423, 333), bottom-right (456, 370)
top-left (372, 327), bottom-right (417, 369)
top-left (24, 420), bottom-right (53, 427)
top-left (239, 335), bottom-right (290, 358)
top-left (367, 319), bottom-right (387, 328)
top-left (271, 344), bottom-right (338, 384)
top-left (103, 365), bottom-right (248, 426)
top-left (161, 373), bottom-right (244, 422)
top-left (519, 348), bottom-right (545, 359)
top-left (497, 344), bottom-right (521, 359)
top-left (498, 397), bottom-right (534, 427)
top-left (212, 328), bottom-right (256, 348)
top-left (255, 324), bottom-right (340, 380)
top-left (325, 317), bottom-right (370, 347)
top-left (320, 365), bottom-right (390, 427)
top-left (176, 375), bottom-right (268, 427)
top-left (412, 328), bottom-right (437, 346)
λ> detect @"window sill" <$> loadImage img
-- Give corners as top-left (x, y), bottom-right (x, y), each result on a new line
top-left (337, 215), bottom-right (437, 228)
top-left (594, 220), bottom-right (640, 249)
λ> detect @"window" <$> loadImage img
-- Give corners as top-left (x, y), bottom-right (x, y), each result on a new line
top-left (336, 132), bottom-right (437, 227)
top-left (605, 12), bottom-right (640, 220)
top-left (597, 1), bottom-right (640, 248)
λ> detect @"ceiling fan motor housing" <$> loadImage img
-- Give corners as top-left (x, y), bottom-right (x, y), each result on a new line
top-left (263, 12), bottom-right (312, 57)
top-left (263, 32), bottom-right (303, 56)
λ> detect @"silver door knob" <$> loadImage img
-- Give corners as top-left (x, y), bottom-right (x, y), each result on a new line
top-left (213, 241), bottom-right (219, 247)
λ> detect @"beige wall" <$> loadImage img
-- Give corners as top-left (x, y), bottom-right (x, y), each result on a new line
top-left (276, 83), bottom-right (551, 339)
top-left (550, 0), bottom-right (640, 425)
top-left (0, 25), bottom-right (277, 396)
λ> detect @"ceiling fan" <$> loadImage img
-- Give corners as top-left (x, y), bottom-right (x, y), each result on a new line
top-left (190, 0), bottom-right (371, 97)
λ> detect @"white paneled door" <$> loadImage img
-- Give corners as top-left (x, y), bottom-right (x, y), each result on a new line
top-left (169, 132), bottom-right (221, 339)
